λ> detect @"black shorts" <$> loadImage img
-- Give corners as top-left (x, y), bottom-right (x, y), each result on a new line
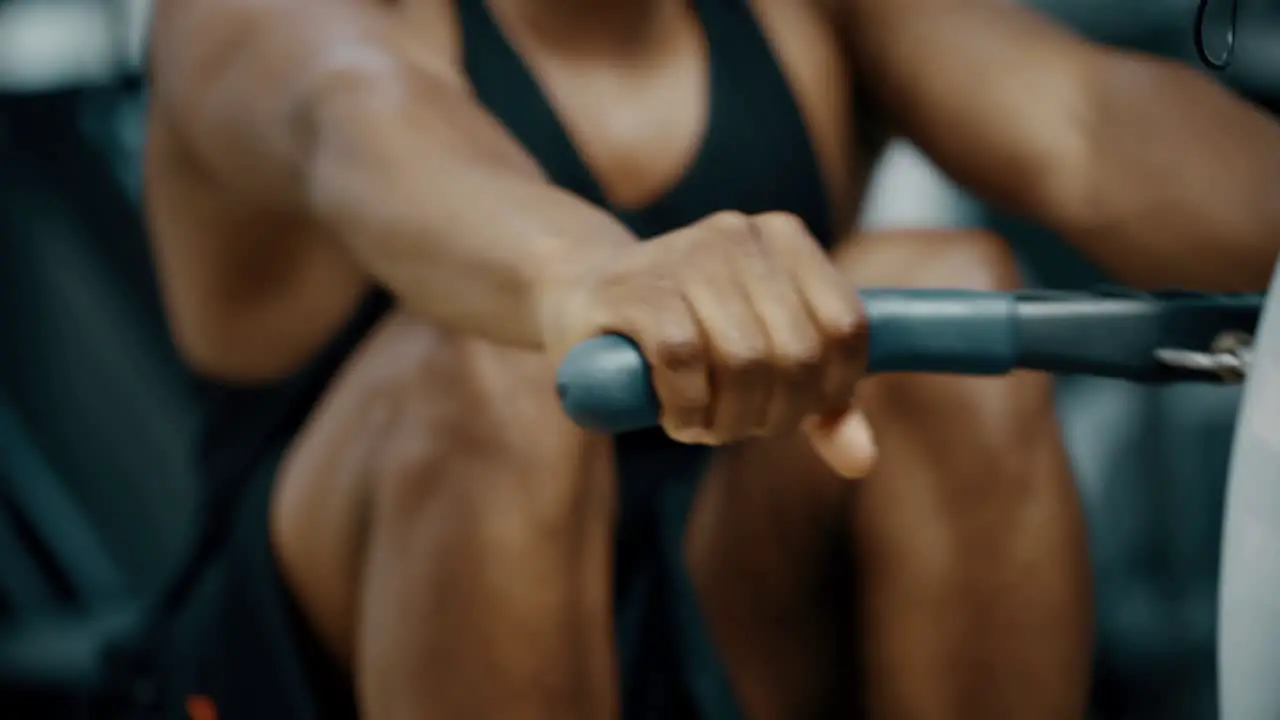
top-left (122, 430), bottom-right (742, 720)
top-left (116, 456), bottom-right (355, 720)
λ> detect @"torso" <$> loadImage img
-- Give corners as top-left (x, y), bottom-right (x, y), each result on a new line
top-left (146, 0), bottom-right (879, 382)
top-left (147, 1), bottom-right (881, 716)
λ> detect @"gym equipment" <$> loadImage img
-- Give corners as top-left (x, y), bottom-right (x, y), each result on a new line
top-left (0, 391), bottom-right (145, 719)
top-left (0, 21), bottom-right (192, 716)
top-left (0, 2), bottom-right (1269, 717)
top-left (556, 288), bottom-right (1262, 433)
top-left (1218, 262), bottom-right (1280, 720)
top-left (1195, 0), bottom-right (1239, 70)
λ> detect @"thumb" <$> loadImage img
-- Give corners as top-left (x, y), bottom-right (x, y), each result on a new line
top-left (803, 407), bottom-right (878, 479)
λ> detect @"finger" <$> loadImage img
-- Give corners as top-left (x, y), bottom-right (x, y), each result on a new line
top-left (804, 408), bottom-right (877, 479)
top-left (815, 331), bottom-right (862, 416)
top-left (803, 269), bottom-right (866, 404)
top-left (757, 215), bottom-right (866, 412)
top-left (733, 226), bottom-right (824, 435)
top-left (625, 296), bottom-right (711, 442)
top-left (682, 257), bottom-right (770, 444)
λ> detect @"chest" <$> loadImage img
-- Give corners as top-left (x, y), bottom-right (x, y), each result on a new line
top-left (413, 0), bottom-right (872, 237)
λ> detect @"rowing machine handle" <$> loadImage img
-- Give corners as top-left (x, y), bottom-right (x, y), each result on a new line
top-left (555, 288), bottom-right (1262, 433)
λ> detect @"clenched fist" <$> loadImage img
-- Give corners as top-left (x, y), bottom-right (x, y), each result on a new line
top-left (542, 211), bottom-right (876, 478)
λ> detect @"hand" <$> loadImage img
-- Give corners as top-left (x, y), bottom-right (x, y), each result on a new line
top-left (805, 409), bottom-right (877, 481)
top-left (541, 211), bottom-right (876, 477)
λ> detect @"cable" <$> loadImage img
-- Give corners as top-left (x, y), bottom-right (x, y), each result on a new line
top-left (1195, 0), bottom-right (1239, 71)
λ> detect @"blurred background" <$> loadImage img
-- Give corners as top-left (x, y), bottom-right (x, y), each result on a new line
top-left (0, 0), bottom-right (1276, 717)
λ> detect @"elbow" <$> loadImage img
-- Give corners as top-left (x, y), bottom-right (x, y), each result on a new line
top-left (980, 55), bottom-right (1109, 244)
top-left (295, 53), bottom-right (440, 228)
top-left (1019, 51), bottom-right (1201, 244)
top-left (1019, 56), bottom-right (1117, 245)
top-left (1036, 52), bottom-right (1280, 291)
top-left (298, 72), bottom-right (392, 224)
top-left (1023, 150), bottom-right (1101, 250)
top-left (301, 94), bottom-right (421, 246)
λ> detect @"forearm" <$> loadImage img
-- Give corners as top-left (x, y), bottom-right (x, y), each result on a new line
top-left (306, 76), bottom-right (637, 349)
top-left (1061, 52), bottom-right (1280, 291)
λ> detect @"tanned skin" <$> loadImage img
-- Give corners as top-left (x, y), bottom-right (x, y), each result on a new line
top-left (146, 0), bottom-right (1280, 717)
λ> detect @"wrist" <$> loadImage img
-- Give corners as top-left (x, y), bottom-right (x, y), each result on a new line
top-left (529, 236), bottom-right (627, 355)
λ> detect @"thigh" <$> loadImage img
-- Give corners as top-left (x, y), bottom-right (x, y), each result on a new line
top-left (270, 313), bottom-right (618, 718)
top-left (684, 228), bottom-right (1083, 717)
top-left (686, 428), bottom-right (856, 718)
top-left (839, 249), bottom-right (1088, 718)
top-left (836, 228), bottom-right (1077, 541)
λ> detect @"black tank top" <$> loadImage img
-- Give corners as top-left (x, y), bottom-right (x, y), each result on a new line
top-left (140, 2), bottom-right (835, 719)
top-left (458, 2), bottom-right (836, 717)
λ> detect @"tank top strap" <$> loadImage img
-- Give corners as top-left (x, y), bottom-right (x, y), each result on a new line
top-left (687, 0), bottom-right (834, 243)
top-left (456, 0), bottom-right (610, 207)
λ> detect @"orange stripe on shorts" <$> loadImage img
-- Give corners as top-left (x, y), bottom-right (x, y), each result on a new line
top-left (186, 694), bottom-right (219, 720)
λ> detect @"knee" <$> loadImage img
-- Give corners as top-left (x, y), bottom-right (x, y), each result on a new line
top-left (864, 228), bottom-right (1025, 292)
top-left (924, 230), bottom-right (1023, 292)
top-left (865, 369), bottom-right (1060, 486)
top-left (854, 233), bottom-right (1064, 500)
top-left (857, 377), bottom-right (1071, 573)
top-left (367, 359), bottom-right (609, 545)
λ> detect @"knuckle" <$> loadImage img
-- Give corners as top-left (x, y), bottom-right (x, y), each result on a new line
top-left (659, 373), bottom-right (711, 412)
top-left (612, 292), bottom-right (681, 334)
top-left (609, 270), bottom-right (679, 304)
top-left (652, 333), bottom-right (706, 374)
top-left (718, 343), bottom-right (769, 376)
top-left (704, 210), bottom-right (753, 235)
top-left (817, 299), bottom-right (865, 343)
top-left (753, 212), bottom-right (808, 241)
top-left (776, 336), bottom-right (825, 376)
top-left (730, 234), bottom-right (770, 268)
top-left (819, 316), bottom-right (861, 350)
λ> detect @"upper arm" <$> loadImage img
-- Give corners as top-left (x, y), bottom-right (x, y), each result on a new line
top-left (148, 0), bottom-right (455, 206)
top-left (838, 0), bottom-right (1101, 223)
top-left (839, 0), bottom-right (1280, 290)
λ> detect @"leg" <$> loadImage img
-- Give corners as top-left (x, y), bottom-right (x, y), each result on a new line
top-left (842, 230), bottom-right (1091, 718)
top-left (685, 426), bottom-right (858, 718)
top-left (685, 230), bottom-right (1089, 719)
top-left (270, 315), bottom-right (618, 720)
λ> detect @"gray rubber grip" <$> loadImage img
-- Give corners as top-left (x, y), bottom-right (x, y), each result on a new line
top-left (860, 288), bottom-right (1017, 373)
top-left (555, 288), bottom-right (1018, 433)
top-left (556, 334), bottom-right (656, 434)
